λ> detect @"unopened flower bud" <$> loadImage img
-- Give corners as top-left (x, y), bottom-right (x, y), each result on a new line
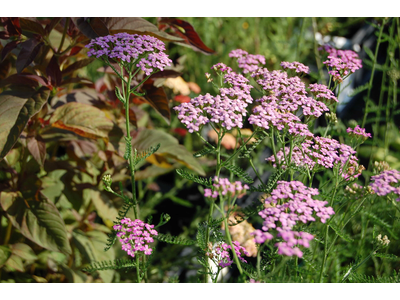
top-left (102, 174), bottom-right (113, 192)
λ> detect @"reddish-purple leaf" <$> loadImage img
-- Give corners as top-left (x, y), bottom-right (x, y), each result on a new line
top-left (149, 70), bottom-right (182, 79)
top-left (60, 77), bottom-right (93, 87)
top-left (16, 38), bottom-right (43, 74)
top-left (158, 18), bottom-right (215, 55)
top-left (61, 58), bottom-right (94, 76)
top-left (69, 46), bottom-right (83, 56)
top-left (1, 40), bottom-right (21, 62)
top-left (68, 139), bottom-right (98, 160)
top-left (46, 55), bottom-right (62, 87)
top-left (72, 17), bottom-right (183, 42)
top-left (27, 134), bottom-right (46, 166)
top-left (0, 17), bottom-right (21, 37)
top-left (19, 18), bottom-right (47, 36)
top-left (0, 60), bottom-right (11, 81)
top-left (45, 17), bottom-right (62, 35)
top-left (71, 17), bottom-right (109, 39)
top-left (0, 74), bottom-right (50, 89)
top-left (139, 79), bottom-right (170, 125)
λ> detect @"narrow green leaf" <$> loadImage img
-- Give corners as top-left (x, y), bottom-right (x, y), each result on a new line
top-left (373, 253), bottom-right (399, 261)
top-left (168, 195), bottom-right (193, 208)
top-left (348, 83), bottom-right (370, 97)
top-left (330, 224), bottom-right (354, 242)
top-left (363, 47), bottom-right (375, 61)
top-left (193, 147), bottom-right (215, 158)
top-left (176, 169), bottom-right (213, 187)
top-left (224, 164), bottom-right (253, 184)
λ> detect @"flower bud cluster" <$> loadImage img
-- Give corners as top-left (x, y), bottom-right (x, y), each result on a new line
top-left (376, 234), bottom-right (390, 247)
top-left (204, 177), bottom-right (249, 199)
top-left (113, 217), bottom-right (158, 258)
top-left (373, 161), bottom-right (391, 174)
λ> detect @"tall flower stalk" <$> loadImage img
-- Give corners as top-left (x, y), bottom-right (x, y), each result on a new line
top-left (87, 32), bottom-right (172, 282)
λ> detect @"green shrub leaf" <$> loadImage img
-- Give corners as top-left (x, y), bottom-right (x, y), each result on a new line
top-left (0, 191), bottom-right (72, 255)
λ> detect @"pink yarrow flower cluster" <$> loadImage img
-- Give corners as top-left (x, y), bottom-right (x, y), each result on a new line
top-left (248, 101), bottom-right (313, 138)
top-left (174, 65), bottom-right (253, 132)
top-left (208, 241), bottom-right (249, 268)
top-left (369, 169), bottom-right (400, 201)
top-left (280, 61), bottom-right (310, 74)
top-left (204, 177), bottom-right (249, 199)
top-left (251, 181), bottom-right (334, 258)
top-left (347, 125), bottom-right (372, 140)
top-left (229, 49), bottom-right (266, 74)
top-left (267, 136), bottom-right (363, 180)
top-left (251, 68), bottom-right (332, 119)
top-left (86, 32), bottom-right (172, 75)
top-left (113, 217), bottom-right (158, 258)
top-left (320, 45), bottom-right (362, 82)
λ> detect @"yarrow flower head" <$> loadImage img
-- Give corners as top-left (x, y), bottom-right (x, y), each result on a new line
top-left (369, 169), bottom-right (400, 202)
top-left (280, 61), bottom-right (309, 74)
top-left (267, 136), bottom-right (364, 180)
top-left (347, 125), bottom-right (372, 141)
top-left (320, 44), bottom-right (362, 83)
top-left (86, 32), bottom-right (172, 75)
top-left (229, 49), bottom-right (266, 74)
top-left (251, 181), bottom-right (334, 258)
top-left (174, 66), bottom-right (254, 132)
top-left (206, 241), bottom-right (249, 268)
top-left (113, 217), bottom-right (158, 258)
top-left (204, 177), bottom-right (249, 199)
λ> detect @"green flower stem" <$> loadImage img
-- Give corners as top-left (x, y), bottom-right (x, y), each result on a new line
top-left (124, 71), bottom-right (139, 219)
top-left (221, 129), bottom-right (259, 167)
top-left (311, 17), bottom-right (326, 85)
top-left (220, 200), bottom-right (243, 275)
top-left (318, 173), bottom-right (339, 283)
top-left (195, 132), bottom-right (216, 150)
top-left (204, 130), bottom-right (224, 283)
top-left (367, 46), bottom-right (390, 170)
top-left (256, 243), bottom-right (265, 280)
top-left (270, 128), bottom-right (279, 168)
top-left (361, 18), bottom-right (387, 129)
top-left (341, 247), bottom-right (378, 283)
top-left (249, 158), bottom-right (264, 186)
top-left (288, 136), bottom-right (294, 181)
